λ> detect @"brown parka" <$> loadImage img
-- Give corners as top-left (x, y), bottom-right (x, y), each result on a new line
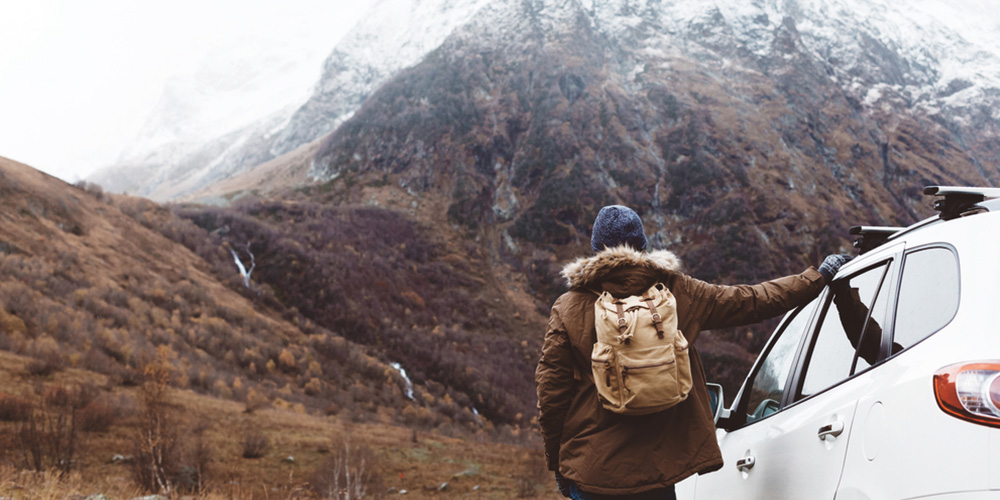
top-left (535, 246), bottom-right (825, 495)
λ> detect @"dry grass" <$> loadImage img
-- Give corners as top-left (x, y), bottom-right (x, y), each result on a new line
top-left (0, 350), bottom-right (556, 499)
top-left (0, 466), bottom-right (144, 500)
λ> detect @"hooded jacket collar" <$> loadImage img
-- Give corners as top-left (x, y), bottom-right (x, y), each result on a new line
top-left (561, 245), bottom-right (682, 289)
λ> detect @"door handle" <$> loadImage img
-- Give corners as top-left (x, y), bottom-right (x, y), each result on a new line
top-left (818, 420), bottom-right (845, 440)
top-left (735, 455), bottom-right (755, 471)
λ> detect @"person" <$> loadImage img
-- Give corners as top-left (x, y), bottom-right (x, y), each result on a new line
top-left (535, 205), bottom-right (849, 499)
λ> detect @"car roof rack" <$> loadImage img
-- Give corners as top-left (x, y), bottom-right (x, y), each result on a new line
top-left (924, 186), bottom-right (1000, 220)
top-left (849, 226), bottom-right (905, 254)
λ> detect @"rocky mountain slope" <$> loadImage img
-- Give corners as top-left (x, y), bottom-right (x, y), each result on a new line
top-left (93, 0), bottom-right (1000, 206)
top-left (308, 0), bottom-right (997, 283)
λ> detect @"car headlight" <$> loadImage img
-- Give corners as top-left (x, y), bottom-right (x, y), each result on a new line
top-left (934, 362), bottom-right (1000, 427)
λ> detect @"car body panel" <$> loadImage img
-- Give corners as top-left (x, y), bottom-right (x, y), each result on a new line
top-left (749, 375), bottom-right (865, 499)
top-left (679, 202), bottom-right (1000, 499)
top-left (690, 428), bottom-right (759, 500)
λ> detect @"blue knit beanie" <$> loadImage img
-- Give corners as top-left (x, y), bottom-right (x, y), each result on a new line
top-left (591, 205), bottom-right (648, 253)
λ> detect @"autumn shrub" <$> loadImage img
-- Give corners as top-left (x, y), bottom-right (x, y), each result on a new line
top-left (514, 450), bottom-right (549, 498)
top-left (41, 383), bottom-right (98, 410)
top-left (12, 388), bottom-right (85, 474)
top-left (25, 354), bottom-right (65, 377)
top-left (73, 180), bottom-right (105, 201)
top-left (0, 309), bottom-right (28, 340)
top-left (0, 393), bottom-right (33, 422)
top-left (243, 388), bottom-right (269, 414)
top-left (76, 399), bottom-right (119, 433)
top-left (303, 377), bottom-right (323, 396)
top-left (109, 366), bottom-right (144, 387)
top-left (174, 419), bottom-right (212, 494)
top-left (240, 426), bottom-right (270, 459)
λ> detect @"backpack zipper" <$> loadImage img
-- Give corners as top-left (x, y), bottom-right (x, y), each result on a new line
top-left (622, 359), bottom-right (676, 372)
top-left (621, 360), bottom-right (675, 396)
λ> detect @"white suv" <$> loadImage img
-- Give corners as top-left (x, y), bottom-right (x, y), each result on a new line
top-left (676, 186), bottom-right (1000, 499)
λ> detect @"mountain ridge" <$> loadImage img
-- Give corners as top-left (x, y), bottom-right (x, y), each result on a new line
top-left (90, 0), bottom-right (1000, 202)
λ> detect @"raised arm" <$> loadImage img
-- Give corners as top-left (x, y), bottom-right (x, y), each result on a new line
top-left (687, 268), bottom-right (825, 331)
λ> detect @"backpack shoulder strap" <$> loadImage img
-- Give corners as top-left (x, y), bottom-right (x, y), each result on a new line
top-left (642, 292), bottom-right (665, 339)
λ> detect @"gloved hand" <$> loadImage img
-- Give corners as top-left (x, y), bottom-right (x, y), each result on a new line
top-left (555, 471), bottom-right (572, 498)
top-left (818, 254), bottom-right (853, 282)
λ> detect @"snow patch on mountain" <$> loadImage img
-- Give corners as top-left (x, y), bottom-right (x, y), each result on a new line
top-left (103, 0), bottom-right (1000, 198)
top-left (267, 0), bottom-right (494, 160)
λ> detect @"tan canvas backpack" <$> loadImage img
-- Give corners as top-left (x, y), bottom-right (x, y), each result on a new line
top-left (592, 283), bottom-right (693, 415)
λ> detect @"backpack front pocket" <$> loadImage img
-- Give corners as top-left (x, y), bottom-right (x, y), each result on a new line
top-left (616, 344), bottom-right (682, 414)
top-left (591, 342), bottom-right (623, 410)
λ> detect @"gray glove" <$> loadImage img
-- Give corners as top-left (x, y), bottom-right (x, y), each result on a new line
top-left (818, 254), bottom-right (852, 282)
top-left (555, 471), bottom-right (572, 498)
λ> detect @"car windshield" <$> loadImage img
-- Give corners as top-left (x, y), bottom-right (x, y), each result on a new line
top-left (744, 296), bottom-right (820, 424)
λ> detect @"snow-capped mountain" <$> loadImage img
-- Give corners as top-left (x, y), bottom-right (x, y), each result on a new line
top-left (92, 0), bottom-right (1000, 202)
top-left (295, 0), bottom-right (1000, 285)
top-left (89, 0), bottom-right (494, 200)
top-left (266, 0), bottom-right (496, 160)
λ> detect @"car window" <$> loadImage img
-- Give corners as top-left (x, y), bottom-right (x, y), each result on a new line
top-left (799, 263), bottom-right (889, 398)
top-left (892, 247), bottom-right (959, 353)
top-left (852, 266), bottom-right (892, 373)
top-left (743, 297), bottom-right (820, 424)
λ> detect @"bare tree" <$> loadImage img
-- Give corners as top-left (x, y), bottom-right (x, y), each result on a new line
top-left (310, 437), bottom-right (374, 500)
top-left (131, 359), bottom-right (179, 494)
top-left (13, 387), bottom-right (85, 475)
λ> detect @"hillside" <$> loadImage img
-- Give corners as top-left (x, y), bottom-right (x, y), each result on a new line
top-left (0, 155), bottom-right (568, 496)
top-left (0, 156), bottom-right (543, 432)
top-left (0, 350), bottom-right (553, 498)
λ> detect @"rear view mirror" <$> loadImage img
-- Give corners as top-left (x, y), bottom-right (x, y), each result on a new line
top-left (706, 383), bottom-right (728, 424)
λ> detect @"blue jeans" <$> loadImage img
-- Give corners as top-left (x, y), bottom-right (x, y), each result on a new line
top-left (569, 483), bottom-right (676, 500)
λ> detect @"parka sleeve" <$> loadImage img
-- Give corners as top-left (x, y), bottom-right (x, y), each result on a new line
top-left (535, 301), bottom-right (575, 471)
top-left (688, 267), bottom-right (825, 331)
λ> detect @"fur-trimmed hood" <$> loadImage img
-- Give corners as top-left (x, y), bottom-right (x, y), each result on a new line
top-left (561, 245), bottom-right (682, 289)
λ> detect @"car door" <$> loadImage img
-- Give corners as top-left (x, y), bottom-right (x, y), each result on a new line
top-left (694, 259), bottom-right (895, 500)
top-left (692, 296), bottom-right (822, 500)
top-left (751, 260), bottom-right (895, 499)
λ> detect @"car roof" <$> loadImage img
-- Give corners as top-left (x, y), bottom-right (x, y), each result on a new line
top-left (849, 186), bottom-right (1000, 256)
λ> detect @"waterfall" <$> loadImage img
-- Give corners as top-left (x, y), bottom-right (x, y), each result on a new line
top-left (390, 362), bottom-right (415, 400)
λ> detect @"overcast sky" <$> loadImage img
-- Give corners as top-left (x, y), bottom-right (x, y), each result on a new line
top-left (0, 0), bottom-right (376, 182)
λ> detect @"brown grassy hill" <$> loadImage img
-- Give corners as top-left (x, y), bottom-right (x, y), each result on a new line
top-left (0, 155), bottom-right (540, 435)
top-left (0, 350), bottom-right (554, 499)
top-left (0, 156), bottom-right (556, 496)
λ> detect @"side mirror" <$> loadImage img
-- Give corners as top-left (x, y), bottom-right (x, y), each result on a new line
top-left (706, 383), bottom-right (729, 424)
